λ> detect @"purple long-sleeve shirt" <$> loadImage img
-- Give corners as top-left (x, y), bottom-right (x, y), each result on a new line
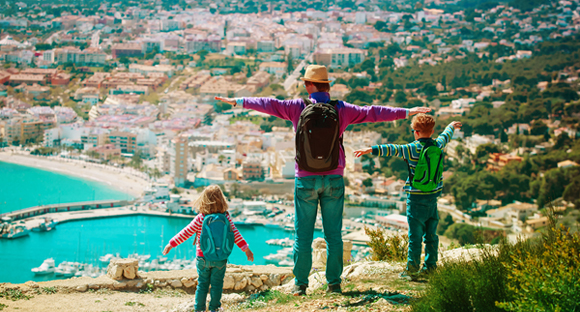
top-left (240, 92), bottom-right (409, 177)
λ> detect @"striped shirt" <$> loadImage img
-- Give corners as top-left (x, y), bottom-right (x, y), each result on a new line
top-left (169, 212), bottom-right (249, 258)
top-left (371, 123), bottom-right (455, 197)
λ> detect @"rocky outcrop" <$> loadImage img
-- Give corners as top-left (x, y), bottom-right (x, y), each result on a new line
top-left (107, 259), bottom-right (139, 280)
top-left (312, 238), bottom-right (354, 267)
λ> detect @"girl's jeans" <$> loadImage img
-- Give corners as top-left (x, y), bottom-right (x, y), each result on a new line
top-left (195, 256), bottom-right (228, 311)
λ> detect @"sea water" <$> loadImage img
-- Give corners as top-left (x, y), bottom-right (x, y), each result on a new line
top-left (0, 215), bottom-right (321, 284)
top-left (0, 161), bottom-right (130, 214)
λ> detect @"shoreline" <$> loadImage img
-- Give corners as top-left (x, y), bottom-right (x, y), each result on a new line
top-left (0, 151), bottom-right (148, 198)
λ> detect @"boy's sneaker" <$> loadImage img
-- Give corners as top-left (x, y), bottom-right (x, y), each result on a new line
top-left (326, 283), bottom-right (342, 294)
top-left (399, 270), bottom-right (418, 281)
top-left (292, 284), bottom-right (307, 296)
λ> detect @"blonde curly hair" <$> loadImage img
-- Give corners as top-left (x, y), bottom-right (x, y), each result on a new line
top-left (195, 185), bottom-right (228, 215)
top-left (411, 113), bottom-right (435, 134)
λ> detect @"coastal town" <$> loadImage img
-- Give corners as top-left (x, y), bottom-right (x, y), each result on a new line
top-left (0, 0), bottom-right (580, 253)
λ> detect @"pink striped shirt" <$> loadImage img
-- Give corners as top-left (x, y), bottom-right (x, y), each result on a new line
top-left (168, 213), bottom-right (249, 258)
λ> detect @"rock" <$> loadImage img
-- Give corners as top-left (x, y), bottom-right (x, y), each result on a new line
top-left (312, 238), bottom-right (327, 266)
top-left (221, 293), bottom-right (244, 303)
top-left (123, 266), bottom-right (136, 279)
top-left (247, 285), bottom-right (256, 292)
top-left (25, 281), bottom-right (39, 289)
top-left (266, 273), bottom-right (281, 286)
top-left (341, 261), bottom-right (403, 281)
top-left (226, 268), bottom-right (243, 273)
top-left (107, 258), bottom-right (139, 280)
top-left (135, 281), bottom-right (144, 289)
top-left (88, 284), bottom-right (99, 290)
top-left (250, 276), bottom-right (263, 288)
top-left (127, 280), bottom-right (138, 288)
top-left (234, 277), bottom-right (247, 290)
top-left (223, 275), bottom-right (235, 290)
top-left (107, 265), bottom-right (124, 280)
top-left (170, 280), bottom-right (182, 288)
top-left (154, 280), bottom-right (161, 286)
top-left (181, 278), bottom-right (196, 288)
top-left (343, 240), bottom-right (353, 263)
top-left (260, 274), bottom-right (269, 282)
top-left (113, 282), bottom-right (126, 289)
top-left (76, 285), bottom-right (87, 292)
top-left (260, 285), bottom-right (269, 291)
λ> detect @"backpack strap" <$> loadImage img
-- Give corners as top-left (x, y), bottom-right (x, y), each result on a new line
top-left (303, 98), bottom-right (312, 106)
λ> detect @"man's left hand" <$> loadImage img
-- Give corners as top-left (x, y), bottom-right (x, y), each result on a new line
top-left (409, 107), bottom-right (432, 116)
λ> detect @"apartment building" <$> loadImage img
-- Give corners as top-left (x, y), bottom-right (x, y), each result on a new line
top-left (111, 43), bottom-right (143, 59)
top-left (186, 36), bottom-right (221, 53)
top-left (108, 131), bottom-right (137, 153)
top-left (54, 47), bottom-right (106, 65)
top-left (170, 136), bottom-right (189, 187)
top-left (313, 48), bottom-right (366, 68)
top-left (242, 158), bottom-right (264, 181)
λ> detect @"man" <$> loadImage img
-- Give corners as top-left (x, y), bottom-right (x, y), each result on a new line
top-left (216, 64), bottom-right (431, 296)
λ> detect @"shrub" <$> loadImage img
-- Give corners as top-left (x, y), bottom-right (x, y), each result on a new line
top-left (412, 207), bottom-right (579, 312)
top-left (364, 226), bottom-right (408, 262)
top-left (496, 213), bottom-right (580, 312)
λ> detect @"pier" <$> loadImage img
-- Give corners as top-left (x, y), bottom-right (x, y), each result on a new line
top-left (0, 200), bottom-right (135, 222)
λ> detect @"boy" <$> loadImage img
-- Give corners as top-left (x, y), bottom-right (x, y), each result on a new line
top-left (354, 114), bottom-right (461, 280)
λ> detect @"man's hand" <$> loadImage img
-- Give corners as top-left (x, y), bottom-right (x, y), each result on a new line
top-left (245, 248), bottom-right (254, 262)
top-left (354, 148), bottom-right (372, 158)
top-left (214, 96), bottom-right (237, 107)
top-left (408, 107), bottom-right (432, 116)
top-left (162, 244), bottom-right (173, 256)
top-left (450, 121), bottom-right (462, 130)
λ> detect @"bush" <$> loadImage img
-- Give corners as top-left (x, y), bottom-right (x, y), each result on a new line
top-left (364, 226), bottom-right (408, 262)
top-left (412, 207), bottom-right (579, 312)
top-left (496, 215), bottom-right (580, 312)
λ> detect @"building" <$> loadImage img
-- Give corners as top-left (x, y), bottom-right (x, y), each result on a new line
top-left (111, 43), bottom-right (143, 59)
top-left (186, 36), bottom-right (221, 53)
top-left (226, 42), bottom-right (247, 55)
top-left (90, 144), bottom-right (121, 159)
top-left (246, 71), bottom-right (271, 89)
top-left (170, 136), bottom-right (189, 187)
top-left (257, 40), bottom-right (275, 53)
top-left (557, 160), bottom-right (579, 168)
top-left (129, 64), bottom-right (175, 78)
top-left (108, 131), bottom-right (137, 153)
top-left (242, 158), bottom-right (264, 181)
top-left (487, 153), bottom-right (523, 172)
top-left (313, 48), bottom-right (366, 68)
top-left (8, 74), bottom-right (46, 86)
top-left (54, 47), bottom-right (106, 65)
top-left (259, 62), bottom-right (287, 78)
top-left (375, 214), bottom-right (409, 231)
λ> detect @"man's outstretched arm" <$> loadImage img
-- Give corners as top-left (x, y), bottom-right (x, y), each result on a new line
top-left (215, 96), bottom-right (301, 121)
top-left (341, 101), bottom-right (432, 125)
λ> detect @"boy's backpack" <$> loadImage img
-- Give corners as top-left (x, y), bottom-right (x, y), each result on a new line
top-left (198, 213), bottom-right (235, 261)
top-left (406, 139), bottom-right (443, 192)
top-left (295, 98), bottom-right (342, 172)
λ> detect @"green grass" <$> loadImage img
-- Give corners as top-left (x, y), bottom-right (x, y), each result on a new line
top-left (42, 287), bottom-right (57, 295)
top-left (0, 289), bottom-right (32, 301)
top-left (0, 303), bottom-right (7, 311)
top-left (124, 301), bottom-right (145, 307)
top-left (236, 290), bottom-right (297, 309)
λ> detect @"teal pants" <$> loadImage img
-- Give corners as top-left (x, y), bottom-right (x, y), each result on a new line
top-left (406, 195), bottom-right (439, 272)
top-left (293, 175), bottom-right (344, 286)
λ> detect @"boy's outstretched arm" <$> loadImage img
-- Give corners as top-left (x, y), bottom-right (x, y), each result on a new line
top-left (436, 121), bottom-right (462, 149)
top-left (215, 96), bottom-right (301, 121)
top-left (354, 143), bottom-right (413, 160)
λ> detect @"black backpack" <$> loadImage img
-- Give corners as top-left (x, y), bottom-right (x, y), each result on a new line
top-left (295, 98), bottom-right (342, 172)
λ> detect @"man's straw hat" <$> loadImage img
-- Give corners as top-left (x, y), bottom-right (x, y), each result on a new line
top-left (300, 65), bottom-right (332, 83)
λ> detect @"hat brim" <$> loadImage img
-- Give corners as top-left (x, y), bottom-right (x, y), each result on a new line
top-left (300, 77), bottom-right (332, 83)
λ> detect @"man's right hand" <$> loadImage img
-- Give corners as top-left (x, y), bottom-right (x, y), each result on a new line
top-left (215, 96), bottom-right (237, 107)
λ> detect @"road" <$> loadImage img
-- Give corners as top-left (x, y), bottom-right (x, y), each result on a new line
top-left (45, 31), bottom-right (61, 45)
top-left (283, 52), bottom-right (312, 94)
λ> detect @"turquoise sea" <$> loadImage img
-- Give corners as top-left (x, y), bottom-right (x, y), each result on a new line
top-left (0, 162), bottom-right (317, 284)
top-left (0, 161), bottom-right (131, 214)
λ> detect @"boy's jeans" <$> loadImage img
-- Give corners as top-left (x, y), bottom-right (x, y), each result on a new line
top-left (195, 256), bottom-right (227, 311)
top-left (293, 175), bottom-right (344, 286)
top-left (406, 195), bottom-right (439, 272)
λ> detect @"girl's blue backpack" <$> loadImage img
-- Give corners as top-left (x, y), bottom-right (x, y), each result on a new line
top-left (199, 213), bottom-right (235, 261)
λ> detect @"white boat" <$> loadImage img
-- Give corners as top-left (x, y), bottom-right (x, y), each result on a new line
top-left (99, 254), bottom-right (114, 264)
top-left (1, 222), bottom-right (30, 239)
top-left (279, 260), bottom-right (293, 266)
top-left (31, 218), bottom-right (58, 232)
top-left (266, 237), bottom-right (294, 247)
top-left (55, 261), bottom-right (82, 277)
top-left (31, 258), bottom-right (56, 275)
top-left (264, 247), bottom-right (293, 263)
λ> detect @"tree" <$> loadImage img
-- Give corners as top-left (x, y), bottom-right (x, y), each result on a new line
top-left (286, 53), bottom-right (293, 73)
top-left (437, 213), bottom-right (454, 235)
top-left (530, 120), bottom-right (548, 135)
top-left (362, 178), bottom-right (373, 188)
top-left (130, 151), bottom-right (143, 169)
top-left (395, 91), bottom-right (407, 104)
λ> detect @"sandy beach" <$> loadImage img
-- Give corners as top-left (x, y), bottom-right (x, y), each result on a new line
top-left (0, 151), bottom-right (149, 198)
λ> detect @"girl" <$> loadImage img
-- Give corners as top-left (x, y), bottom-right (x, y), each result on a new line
top-left (163, 185), bottom-right (254, 312)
